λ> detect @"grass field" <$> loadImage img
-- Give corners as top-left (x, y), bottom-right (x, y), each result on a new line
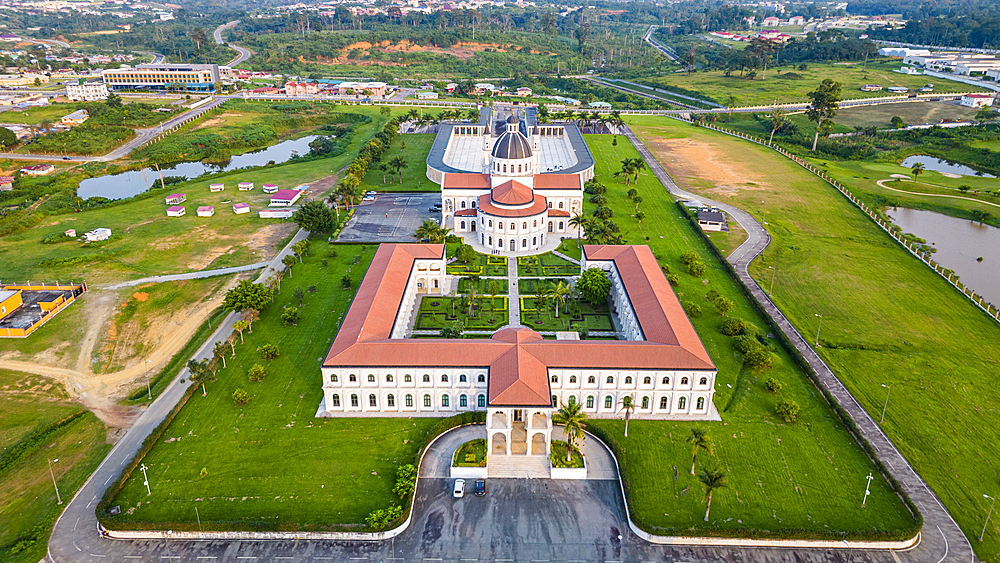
top-left (0, 370), bottom-right (110, 563)
top-left (971, 139), bottom-right (1000, 152)
top-left (832, 100), bottom-right (980, 129)
top-left (359, 134), bottom-right (439, 193)
top-left (626, 118), bottom-right (1000, 558)
top-left (577, 135), bottom-right (916, 538)
top-left (104, 243), bottom-right (449, 531)
top-left (640, 61), bottom-right (982, 106)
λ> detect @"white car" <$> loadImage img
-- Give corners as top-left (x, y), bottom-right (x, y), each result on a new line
top-left (453, 479), bottom-right (465, 498)
top-left (362, 195), bottom-right (375, 201)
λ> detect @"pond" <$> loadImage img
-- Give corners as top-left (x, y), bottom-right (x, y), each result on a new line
top-left (899, 155), bottom-right (996, 179)
top-left (78, 135), bottom-right (319, 200)
top-left (886, 208), bottom-right (1000, 306)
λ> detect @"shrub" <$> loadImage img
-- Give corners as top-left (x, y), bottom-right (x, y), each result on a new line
top-left (393, 464), bottom-right (417, 498)
top-left (715, 296), bottom-right (734, 316)
top-left (667, 273), bottom-right (680, 286)
top-left (248, 364), bottom-right (266, 382)
top-left (341, 274), bottom-right (352, 289)
top-left (764, 377), bottom-right (782, 393)
top-left (200, 467), bottom-right (208, 478)
top-left (734, 334), bottom-right (759, 354)
top-left (680, 250), bottom-right (701, 265)
top-left (687, 261), bottom-right (706, 277)
top-left (281, 306), bottom-right (300, 326)
top-left (257, 344), bottom-right (280, 360)
top-left (721, 318), bottom-right (745, 336)
top-left (745, 347), bottom-right (776, 371)
top-left (365, 505), bottom-right (403, 531)
top-left (233, 388), bottom-right (250, 405)
top-left (775, 400), bottom-right (800, 422)
top-left (705, 289), bottom-right (720, 302)
top-left (684, 302), bottom-right (702, 318)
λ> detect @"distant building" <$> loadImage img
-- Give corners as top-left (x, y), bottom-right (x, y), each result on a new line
top-left (259, 208), bottom-right (295, 218)
top-left (166, 206), bottom-right (186, 217)
top-left (102, 64), bottom-right (226, 92)
top-left (197, 206), bottom-right (215, 217)
top-left (60, 109), bottom-right (89, 126)
top-left (887, 86), bottom-right (909, 93)
top-left (860, 84), bottom-right (883, 92)
top-left (84, 228), bottom-right (112, 242)
top-left (66, 81), bottom-right (108, 102)
top-left (238, 182), bottom-right (254, 191)
top-left (209, 183), bottom-right (225, 192)
top-left (0, 33), bottom-right (20, 42)
top-left (334, 81), bottom-right (387, 97)
top-left (417, 91), bottom-right (439, 100)
top-left (697, 208), bottom-right (726, 232)
top-left (961, 94), bottom-right (995, 108)
top-left (20, 164), bottom-right (55, 176)
top-left (516, 87), bottom-right (533, 97)
top-left (270, 189), bottom-right (304, 207)
top-left (0, 289), bottom-right (23, 320)
top-left (262, 184), bottom-right (279, 194)
top-left (763, 16), bottom-right (780, 26)
top-left (0, 176), bottom-right (12, 191)
top-left (164, 193), bottom-right (186, 204)
top-left (473, 83), bottom-right (496, 95)
top-left (788, 15), bottom-right (805, 25)
top-left (445, 83), bottom-right (458, 93)
top-left (589, 101), bottom-right (612, 108)
top-left (285, 81), bottom-right (320, 96)
top-left (64, 229), bottom-right (76, 237)
top-left (233, 202), bottom-right (250, 214)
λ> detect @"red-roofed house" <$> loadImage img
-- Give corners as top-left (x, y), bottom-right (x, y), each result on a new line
top-left (269, 189), bottom-right (303, 206)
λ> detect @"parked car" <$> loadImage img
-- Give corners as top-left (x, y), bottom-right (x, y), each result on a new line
top-left (453, 479), bottom-right (465, 498)
top-left (428, 206), bottom-right (441, 212)
top-left (474, 479), bottom-right (486, 496)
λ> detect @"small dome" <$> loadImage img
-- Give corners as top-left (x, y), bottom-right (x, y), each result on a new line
top-left (506, 114), bottom-right (519, 124)
top-left (491, 130), bottom-right (533, 160)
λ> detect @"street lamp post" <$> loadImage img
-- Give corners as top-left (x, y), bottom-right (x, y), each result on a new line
top-left (140, 463), bottom-right (151, 495)
top-left (880, 384), bottom-right (892, 423)
top-left (48, 458), bottom-right (62, 504)
top-left (762, 199), bottom-right (767, 225)
top-left (768, 266), bottom-right (776, 297)
top-left (863, 473), bottom-right (874, 506)
top-left (981, 494), bottom-right (996, 541)
top-left (842, 539), bottom-right (852, 563)
top-left (814, 313), bottom-right (823, 347)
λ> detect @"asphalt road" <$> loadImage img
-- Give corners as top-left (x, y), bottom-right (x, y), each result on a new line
top-left (214, 21), bottom-right (251, 66)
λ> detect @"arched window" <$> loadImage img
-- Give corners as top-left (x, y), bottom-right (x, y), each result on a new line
top-left (503, 164), bottom-right (507, 173)
top-left (488, 220), bottom-right (493, 228)
top-left (478, 394), bottom-right (486, 408)
top-left (441, 394), bottom-right (450, 407)
top-left (387, 394), bottom-right (395, 407)
top-left (522, 239), bottom-right (527, 248)
top-left (586, 396), bottom-right (595, 409)
top-left (351, 394), bottom-right (359, 407)
top-left (551, 375), bottom-right (559, 383)
top-left (478, 374), bottom-right (486, 383)
top-left (552, 395), bottom-right (558, 406)
top-left (588, 375), bottom-right (596, 384)
top-left (460, 221), bottom-right (466, 229)
top-left (518, 164), bottom-right (522, 173)
top-left (405, 394), bottom-right (413, 407)
top-left (488, 236), bottom-right (493, 246)
top-left (662, 376), bottom-right (670, 385)
top-left (533, 220), bottom-right (537, 227)
top-left (386, 375), bottom-right (394, 382)
top-left (369, 394), bottom-right (377, 407)
top-left (659, 396), bottom-right (668, 409)
top-left (569, 375), bottom-right (577, 383)
top-left (423, 374), bottom-right (431, 383)
top-left (643, 376), bottom-right (651, 385)
top-left (349, 374), bottom-right (357, 382)
top-left (423, 394), bottom-right (432, 407)
top-left (460, 395), bottom-right (468, 407)
top-left (604, 395), bottom-right (613, 409)
top-left (332, 394), bottom-right (341, 407)
top-left (678, 397), bottom-right (687, 409)
top-left (404, 374), bottom-right (412, 382)
top-left (697, 397), bottom-right (706, 410)
top-left (681, 377), bottom-right (689, 385)
top-left (459, 374), bottom-right (467, 382)
top-left (700, 377), bottom-right (708, 385)
top-left (461, 200), bottom-right (466, 209)
top-left (368, 374), bottom-right (375, 382)
top-left (510, 222), bottom-right (515, 231)
top-left (606, 376), bottom-right (614, 384)
top-left (568, 395), bottom-right (577, 405)
top-left (441, 374), bottom-right (449, 383)
top-left (523, 222), bottom-right (528, 230)
top-left (559, 201), bottom-right (564, 209)
top-left (625, 376), bottom-right (633, 384)
top-left (559, 221), bottom-right (564, 230)
top-left (331, 374), bottom-right (338, 382)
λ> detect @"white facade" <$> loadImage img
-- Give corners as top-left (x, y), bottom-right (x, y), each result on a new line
top-left (961, 94), bottom-right (995, 108)
top-left (66, 82), bottom-right (108, 102)
top-left (321, 368), bottom-right (490, 415)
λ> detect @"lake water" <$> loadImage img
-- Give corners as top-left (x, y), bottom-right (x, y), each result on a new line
top-left (78, 135), bottom-right (319, 200)
top-left (886, 207), bottom-right (1000, 306)
top-left (899, 155), bottom-right (996, 178)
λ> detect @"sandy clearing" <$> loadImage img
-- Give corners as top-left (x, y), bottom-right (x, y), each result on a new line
top-left (647, 137), bottom-right (773, 199)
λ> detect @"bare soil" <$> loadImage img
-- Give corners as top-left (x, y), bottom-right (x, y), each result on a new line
top-left (648, 137), bottom-right (771, 198)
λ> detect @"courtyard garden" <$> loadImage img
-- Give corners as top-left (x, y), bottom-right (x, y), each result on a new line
top-left (517, 253), bottom-right (578, 277)
top-left (415, 295), bottom-right (509, 332)
top-left (446, 253), bottom-right (508, 276)
top-left (452, 439), bottom-right (487, 467)
top-left (520, 296), bottom-right (615, 333)
top-left (456, 276), bottom-right (508, 295)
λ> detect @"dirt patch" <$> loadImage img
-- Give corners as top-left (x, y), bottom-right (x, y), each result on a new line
top-left (193, 113), bottom-right (243, 130)
top-left (246, 223), bottom-right (297, 253)
top-left (649, 137), bottom-right (771, 196)
top-left (149, 239), bottom-right (184, 251)
top-left (132, 292), bottom-right (149, 302)
top-left (187, 246), bottom-right (234, 270)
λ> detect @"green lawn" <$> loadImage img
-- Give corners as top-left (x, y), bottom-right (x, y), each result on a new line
top-left (580, 134), bottom-right (917, 539)
top-left (517, 253), bottom-right (578, 277)
top-left (456, 276), bottom-right (508, 295)
top-left (832, 101), bottom-right (980, 129)
top-left (555, 238), bottom-right (582, 261)
top-left (446, 253), bottom-right (508, 276)
top-left (452, 439), bottom-right (486, 467)
top-left (103, 243), bottom-right (449, 531)
top-left (520, 297), bottom-right (614, 332)
top-left (626, 119), bottom-right (1000, 558)
top-left (0, 370), bottom-right (111, 563)
top-left (639, 61), bottom-right (981, 106)
top-left (971, 139), bottom-right (1000, 152)
top-left (359, 133), bottom-right (439, 193)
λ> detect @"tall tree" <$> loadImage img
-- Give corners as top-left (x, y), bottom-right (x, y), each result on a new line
top-left (686, 427), bottom-right (714, 475)
top-left (619, 395), bottom-right (635, 437)
top-left (233, 320), bottom-right (248, 343)
top-left (241, 309), bottom-right (259, 333)
top-left (911, 162), bottom-right (925, 178)
top-left (568, 213), bottom-right (587, 248)
top-left (805, 79), bottom-right (842, 151)
top-left (699, 467), bottom-right (728, 522)
top-left (767, 111), bottom-right (789, 145)
top-left (187, 358), bottom-right (214, 397)
top-left (224, 281), bottom-right (272, 312)
top-left (553, 401), bottom-right (587, 463)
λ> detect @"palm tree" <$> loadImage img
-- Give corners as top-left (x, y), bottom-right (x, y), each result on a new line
top-left (626, 188), bottom-right (639, 200)
top-left (550, 281), bottom-right (571, 318)
top-left (767, 111), bottom-right (788, 145)
top-left (415, 218), bottom-right (439, 241)
top-left (619, 395), bottom-right (635, 437)
top-left (686, 427), bottom-right (713, 475)
top-left (553, 401), bottom-right (587, 463)
top-left (467, 286), bottom-right (477, 317)
top-left (233, 320), bottom-right (248, 343)
top-left (213, 340), bottom-right (228, 369)
top-left (568, 213), bottom-right (587, 248)
top-left (911, 162), bottom-right (925, 178)
top-left (630, 158), bottom-right (646, 183)
top-left (242, 309), bottom-right (259, 333)
top-left (377, 161), bottom-right (389, 184)
top-left (699, 467), bottom-right (728, 522)
top-left (633, 195), bottom-right (643, 211)
top-left (389, 156), bottom-right (407, 183)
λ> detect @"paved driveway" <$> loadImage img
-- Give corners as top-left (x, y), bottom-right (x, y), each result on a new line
top-left (338, 192), bottom-right (440, 243)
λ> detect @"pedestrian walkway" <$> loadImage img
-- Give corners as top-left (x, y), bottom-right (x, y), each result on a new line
top-left (507, 265), bottom-right (522, 326)
top-left (552, 249), bottom-right (581, 265)
top-left (102, 261), bottom-right (269, 289)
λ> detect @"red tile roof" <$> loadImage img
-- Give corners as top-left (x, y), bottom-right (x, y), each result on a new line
top-left (477, 193), bottom-right (547, 218)
top-left (491, 180), bottom-right (534, 205)
top-left (323, 244), bottom-right (715, 407)
top-left (443, 173), bottom-right (491, 190)
top-left (454, 209), bottom-right (477, 216)
top-left (534, 174), bottom-right (582, 190)
top-left (547, 209), bottom-right (571, 217)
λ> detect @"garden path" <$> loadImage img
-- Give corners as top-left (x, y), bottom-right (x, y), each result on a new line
top-left (507, 265), bottom-right (522, 326)
top-left (552, 249), bottom-right (581, 265)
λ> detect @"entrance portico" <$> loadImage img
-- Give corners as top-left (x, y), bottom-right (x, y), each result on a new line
top-left (487, 407), bottom-right (552, 457)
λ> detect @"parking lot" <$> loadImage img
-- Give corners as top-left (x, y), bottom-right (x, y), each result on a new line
top-left (337, 192), bottom-right (441, 243)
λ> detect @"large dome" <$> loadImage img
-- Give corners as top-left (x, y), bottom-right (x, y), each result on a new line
top-left (491, 130), bottom-right (533, 160)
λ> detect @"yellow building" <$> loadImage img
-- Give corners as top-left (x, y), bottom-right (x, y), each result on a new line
top-left (102, 64), bottom-right (222, 92)
top-left (0, 289), bottom-right (23, 320)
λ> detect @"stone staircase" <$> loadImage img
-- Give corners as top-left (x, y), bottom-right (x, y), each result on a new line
top-left (488, 455), bottom-right (551, 478)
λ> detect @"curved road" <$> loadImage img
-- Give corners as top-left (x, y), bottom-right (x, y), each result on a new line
top-left (102, 262), bottom-right (268, 290)
top-left (214, 21), bottom-right (252, 66)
